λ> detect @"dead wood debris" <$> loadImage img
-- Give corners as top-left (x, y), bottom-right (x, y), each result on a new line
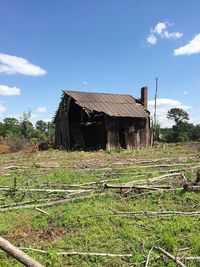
top-left (154, 246), bottom-right (186, 267)
top-left (88, 210), bottom-right (200, 218)
top-left (0, 236), bottom-right (44, 267)
top-left (20, 247), bottom-right (133, 257)
top-left (0, 193), bottom-right (108, 212)
top-left (14, 246), bottom-right (200, 265)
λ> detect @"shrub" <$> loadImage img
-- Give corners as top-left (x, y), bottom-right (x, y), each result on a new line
top-left (5, 136), bottom-right (35, 153)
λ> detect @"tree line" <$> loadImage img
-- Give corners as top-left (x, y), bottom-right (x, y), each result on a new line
top-left (156, 108), bottom-right (200, 142)
top-left (0, 108), bottom-right (200, 152)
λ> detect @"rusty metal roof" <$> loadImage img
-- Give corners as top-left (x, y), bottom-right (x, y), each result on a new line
top-left (64, 90), bottom-right (149, 118)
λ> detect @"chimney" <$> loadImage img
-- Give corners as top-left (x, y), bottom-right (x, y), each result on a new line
top-left (141, 86), bottom-right (148, 109)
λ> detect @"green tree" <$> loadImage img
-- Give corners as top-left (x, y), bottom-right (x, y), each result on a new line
top-left (166, 108), bottom-right (191, 142)
top-left (35, 120), bottom-right (48, 132)
top-left (20, 111), bottom-right (34, 139)
top-left (191, 124), bottom-right (200, 141)
top-left (0, 117), bottom-right (20, 137)
top-left (167, 108), bottom-right (189, 125)
top-left (34, 120), bottom-right (54, 144)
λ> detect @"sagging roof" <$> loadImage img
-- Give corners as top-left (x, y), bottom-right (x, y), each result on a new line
top-left (64, 90), bottom-right (149, 118)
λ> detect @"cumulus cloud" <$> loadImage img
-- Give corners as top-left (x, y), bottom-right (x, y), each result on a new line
top-left (154, 22), bottom-right (167, 34)
top-left (0, 85), bottom-right (20, 96)
top-left (174, 33), bottom-right (200, 56)
top-left (148, 98), bottom-right (190, 127)
top-left (147, 34), bottom-right (157, 45)
top-left (147, 22), bottom-right (183, 45)
top-left (0, 53), bottom-right (46, 76)
top-left (37, 107), bottom-right (47, 112)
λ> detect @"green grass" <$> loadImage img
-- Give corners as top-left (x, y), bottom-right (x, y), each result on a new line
top-left (0, 143), bottom-right (200, 266)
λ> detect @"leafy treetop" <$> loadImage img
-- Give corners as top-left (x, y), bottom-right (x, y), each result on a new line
top-left (167, 108), bottom-right (189, 125)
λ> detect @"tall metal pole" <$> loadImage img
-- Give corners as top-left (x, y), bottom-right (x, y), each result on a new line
top-left (153, 77), bottom-right (158, 145)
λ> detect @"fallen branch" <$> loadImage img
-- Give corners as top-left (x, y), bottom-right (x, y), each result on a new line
top-left (34, 163), bottom-right (63, 168)
top-left (0, 237), bottom-right (44, 267)
top-left (154, 246), bottom-right (186, 267)
top-left (0, 192), bottom-right (106, 212)
top-left (20, 247), bottom-right (133, 257)
top-left (0, 188), bottom-right (91, 194)
top-left (0, 197), bottom-right (60, 209)
top-left (35, 208), bottom-right (49, 215)
top-left (1, 166), bottom-right (30, 171)
top-left (145, 247), bottom-right (154, 267)
top-left (103, 184), bottom-right (172, 191)
top-left (32, 154), bottom-right (41, 167)
top-left (126, 173), bottom-right (181, 185)
top-left (18, 247), bottom-right (200, 262)
top-left (89, 210), bottom-right (200, 218)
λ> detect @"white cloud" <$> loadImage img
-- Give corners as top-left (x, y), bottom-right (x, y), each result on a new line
top-left (37, 107), bottom-right (47, 112)
top-left (0, 85), bottom-right (20, 96)
top-left (148, 98), bottom-right (190, 127)
top-left (183, 91), bottom-right (188, 95)
top-left (147, 34), bottom-right (157, 45)
top-left (0, 53), bottom-right (46, 76)
top-left (0, 104), bottom-right (6, 113)
top-left (163, 31), bottom-right (183, 39)
top-left (83, 81), bottom-right (88, 85)
top-left (174, 33), bottom-right (200, 56)
top-left (147, 22), bottom-right (183, 45)
top-left (153, 22), bottom-right (167, 34)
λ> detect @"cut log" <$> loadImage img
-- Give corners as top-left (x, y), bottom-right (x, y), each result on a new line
top-left (0, 237), bottom-right (44, 267)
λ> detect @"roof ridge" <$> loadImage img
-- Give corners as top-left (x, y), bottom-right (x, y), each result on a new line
top-left (63, 90), bottom-right (134, 98)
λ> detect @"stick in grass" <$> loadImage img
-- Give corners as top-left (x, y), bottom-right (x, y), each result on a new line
top-left (154, 246), bottom-right (186, 267)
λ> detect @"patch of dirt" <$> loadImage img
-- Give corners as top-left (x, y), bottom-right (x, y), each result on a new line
top-left (6, 225), bottom-right (66, 246)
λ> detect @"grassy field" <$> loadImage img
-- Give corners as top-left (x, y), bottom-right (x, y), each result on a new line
top-left (0, 143), bottom-right (200, 266)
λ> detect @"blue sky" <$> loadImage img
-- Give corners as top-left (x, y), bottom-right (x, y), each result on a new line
top-left (0, 0), bottom-right (200, 127)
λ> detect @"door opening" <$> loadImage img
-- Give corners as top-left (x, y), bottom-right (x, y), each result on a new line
top-left (119, 127), bottom-right (126, 149)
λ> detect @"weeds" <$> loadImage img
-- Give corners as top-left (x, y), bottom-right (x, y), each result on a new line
top-left (0, 143), bottom-right (200, 266)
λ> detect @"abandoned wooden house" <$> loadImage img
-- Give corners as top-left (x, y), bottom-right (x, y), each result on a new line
top-left (54, 87), bottom-right (150, 150)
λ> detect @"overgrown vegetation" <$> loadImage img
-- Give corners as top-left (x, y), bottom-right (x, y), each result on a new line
top-left (0, 111), bottom-right (54, 153)
top-left (0, 143), bottom-right (200, 266)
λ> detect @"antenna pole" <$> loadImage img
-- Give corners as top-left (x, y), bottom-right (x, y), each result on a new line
top-left (153, 77), bottom-right (158, 145)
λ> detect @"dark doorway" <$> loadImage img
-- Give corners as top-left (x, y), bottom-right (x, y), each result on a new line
top-left (119, 127), bottom-right (126, 149)
top-left (81, 123), bottom-right (106, 150)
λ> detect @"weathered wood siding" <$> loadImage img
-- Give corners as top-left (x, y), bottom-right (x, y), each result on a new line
top-left (105, 117), bottom-right (150, 150)
top-left (54, 95), bottom-right (70, 149)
